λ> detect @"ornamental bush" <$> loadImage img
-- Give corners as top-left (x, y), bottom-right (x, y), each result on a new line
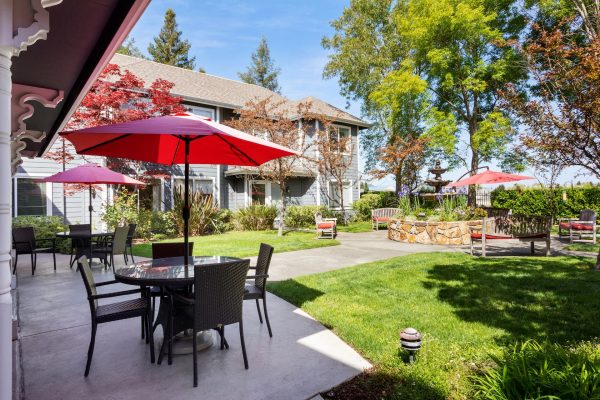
top-left (473, 340), bottom-right (600, 400)
top-left (284, 205), bottom-right (334, 228)
top-left (491, 186), bottom-right (600, 218)
top-left (233, 205), bottom-right (277, 231)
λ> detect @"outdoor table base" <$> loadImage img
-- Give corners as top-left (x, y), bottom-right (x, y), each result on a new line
top-left (158, 330), bottom-right (213, 355)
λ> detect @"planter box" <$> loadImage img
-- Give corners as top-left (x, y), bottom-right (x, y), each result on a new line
top-left (388, 218), bottom-right (492, 245)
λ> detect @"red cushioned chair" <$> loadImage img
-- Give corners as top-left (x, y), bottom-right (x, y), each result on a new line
top-left (558, 209), bottom-right (597, 244)
top-left (315, 212), bottom-right (337, 239)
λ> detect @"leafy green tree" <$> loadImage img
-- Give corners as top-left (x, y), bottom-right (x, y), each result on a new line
top-left (148, 8), bottom-right (197, 70)
top-left (323, 0), bottom-right (527, 204)
top-left (238, 37), bottom-right (281, 93)
top-left (117, 37), bottom-right (146, 59)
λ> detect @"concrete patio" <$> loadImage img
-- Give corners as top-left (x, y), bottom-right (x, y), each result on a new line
top-left (13, 253), bottom-right (370, 400)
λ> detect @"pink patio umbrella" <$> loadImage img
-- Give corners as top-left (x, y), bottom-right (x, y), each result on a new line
top-left (447, 169), bottom-right (535, 187)
top-left (43, 163), bottom-right (145, 226)
top-left (61, 112), bottom-right (297, 265)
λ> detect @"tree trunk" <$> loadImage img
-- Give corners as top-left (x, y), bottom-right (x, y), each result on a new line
top-left (468, 148), bottom-right (479, 207)
top-left (338, 181), bottom-right (346, 225)
top-left (395, 171), bottom-right (403, 196)
top-left (277, 183), bottom-right (286, 237)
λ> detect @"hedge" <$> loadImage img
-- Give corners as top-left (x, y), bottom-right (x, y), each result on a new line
top-left (491, 186), bottom-right (600, 218)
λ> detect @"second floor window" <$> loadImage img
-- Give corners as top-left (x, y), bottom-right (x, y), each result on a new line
top-left (329, 125), bottom-right (351, 154)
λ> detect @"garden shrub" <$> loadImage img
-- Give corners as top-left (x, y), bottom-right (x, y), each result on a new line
top-left (102, 194), bottom-right (139, 231)
top-left (12, 215), bottom-right (69, 253)
top-left (172, 188), bottom-right (221, 236)
top-left (473, 340), bottom-right (600, 400)
top-left (234, 205), bottom-right (277, 231)
top-left (284, 205), bottom-right (333, 228)
top-left (492, 186), bottom-right (600, 219)
top-left (352, 193), bottom-right (382, 221)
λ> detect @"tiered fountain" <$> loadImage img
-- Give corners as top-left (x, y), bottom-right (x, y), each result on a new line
top-left (424, 160), bottom-right (451, 193)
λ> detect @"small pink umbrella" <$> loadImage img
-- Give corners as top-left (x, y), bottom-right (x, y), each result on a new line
top-left (43, 163), bottom-right (144, 225)
top-left (447, 169), bottom-right (535, 187)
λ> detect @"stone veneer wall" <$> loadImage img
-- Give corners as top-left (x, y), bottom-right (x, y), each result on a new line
top-left (388, 218), bottom-right (491, 245)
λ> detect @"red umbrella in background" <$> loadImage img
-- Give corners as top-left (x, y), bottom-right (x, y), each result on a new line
top-left (447, 169), bottom-right (535, 187)
top-left (61, 112), bottom-right (297, 265)
top-left (43, 163), bottom-right (145, 227)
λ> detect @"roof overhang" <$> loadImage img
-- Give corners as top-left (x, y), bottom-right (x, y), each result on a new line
top-left (10, 0), bottom-right (150, 167)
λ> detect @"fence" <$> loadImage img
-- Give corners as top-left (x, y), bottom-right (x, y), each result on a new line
top-left (476, 188), bottom-right (491, 207)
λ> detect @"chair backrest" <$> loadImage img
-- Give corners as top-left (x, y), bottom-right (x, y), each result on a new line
top-left (254, 243), bottom-right (274, 292)
top-left (77, 256), bottom-right (98, 309)
top-left (580, 209), bottom-right (597, 222)
top-left (152, 242), bottom-right (194, 259)
top-left (12, 227), bottom-right (35, 252)
top-left (493, 215), bottom-right (552, 237)
top-left (314, 212), bottom-right (323, 223)
top-left (70, 224), bottom-right (91, 233)
top-left (112, 226), bottom-right (130, 255)
top-left (193, 259), bottom-right (250, 331)
top-left (127, 223), bottom-right (137, 240)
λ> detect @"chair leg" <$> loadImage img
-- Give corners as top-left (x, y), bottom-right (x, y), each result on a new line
top-left (530, 241), bottom-right (535, 255)
top-left (255, 299), bottom-right (263, 323)
top-left (31, 253), bottom-right (35, 275)
top-left (53, 250), bottom-right (56, 271)
top-left (12, 253), bottom-right (18, 275)
top-left (129, 247), bottom-right (135, 264)
top-left (239, 321), bottom-right (249, 370)
top-left (219, 326), bottom-right (225, 350)
top-left (124, 254), bottom-right (128, 265)
top-left (111, 253), bottom-right (115, 274)
top-left (193, 327), bottom-right (198, 387)
top-left (85, 322), bottom-right (97, 377)
top-left (141, 316), bottom-right (145, 340)
top-left (262, 296), bottom-right (273, 338)
top-left (147, 305), bottom-right (155, 364)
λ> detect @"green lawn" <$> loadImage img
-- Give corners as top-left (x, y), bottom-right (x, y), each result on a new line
top-left (268, 253), bottom-right (599, 399)
top-left (564, 242), bottom-right (600, 252)
top-left (337, 220), bottom-right (374, 233)
top-left (132, 230), bottom-right (340, 258)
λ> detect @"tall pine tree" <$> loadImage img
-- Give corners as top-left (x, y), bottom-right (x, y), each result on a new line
top-left (148, 8), bottom-right (197, 70)
top-left (238, 37), bottom-right (281, 93)
top-left (118, 37), bottom-right (146, 59)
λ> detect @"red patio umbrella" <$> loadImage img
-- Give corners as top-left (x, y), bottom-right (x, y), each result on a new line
top-left (447, 169), bottom-right (535, 187)
top-left (61, 112), bottom-right (297, 265)
top-left (43, 163), bottom-right (145, 226)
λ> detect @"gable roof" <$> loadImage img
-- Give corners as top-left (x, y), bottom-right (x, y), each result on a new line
top-left (110, 54), bottom-right (369, 128)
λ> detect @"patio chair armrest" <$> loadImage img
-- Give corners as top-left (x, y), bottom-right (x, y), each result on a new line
top-left (247, 274), bottom-right (269, 279)
top-left (90, 288), bottom-right (142, 300)
top-left (167, 290), bottom-right (195, 305)
top-left (94, 280), bottom-right (119, 287)
top-left (558, 217), bottom-right (578, 222)
top-left (249, 266), bottom-right (257, 270)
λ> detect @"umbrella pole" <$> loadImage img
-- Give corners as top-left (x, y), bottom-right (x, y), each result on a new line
top-left (88, 185), bottom-right (93, 228)
top-left (183, 139), bottom-right (190, 266)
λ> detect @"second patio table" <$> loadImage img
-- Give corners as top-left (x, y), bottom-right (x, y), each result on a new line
top-left (114, 256), bottom-right (243, 361)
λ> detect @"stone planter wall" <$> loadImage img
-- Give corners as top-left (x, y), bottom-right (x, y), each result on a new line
top-left (388, 218), bottom-right (492, 245)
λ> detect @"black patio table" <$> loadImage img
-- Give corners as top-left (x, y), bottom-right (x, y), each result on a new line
top-left (114, 256), bottom-right (243, 363)
top-left (55, 230), bottom-right (114, 262)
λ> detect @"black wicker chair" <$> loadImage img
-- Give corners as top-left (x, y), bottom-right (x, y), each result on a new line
top-left (125, 223), bottom-right (137, 264)
top-left (167, 259), bottom-right (250, 387)
top-left (150, 242), bottom-right (194, 320)
top-left (244, 243), bottom-right (274, 337)
top-left (12, 227), bottom-right (56, 275)
top-left (91, 226), bottom-right (130, 272)
top-left (77, 256), bottom-right (154, 376)
top-left (69, 224), bottom-right (91, 268)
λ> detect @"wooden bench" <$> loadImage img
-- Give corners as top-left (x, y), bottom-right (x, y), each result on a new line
top-left (470, 215), bottom-right (552, 257)
top-left (372, 208), bottom-right (400, 231)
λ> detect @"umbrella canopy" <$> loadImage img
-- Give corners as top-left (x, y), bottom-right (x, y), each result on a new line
top-left (447, 170), bottom-right (535, 187)
top-left (43, 163), bottom-right (144, 226)
top-left (61, 112), bottom-right (297, 265)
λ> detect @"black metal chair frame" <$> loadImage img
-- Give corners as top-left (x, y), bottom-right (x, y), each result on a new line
top-left (69, 224), bottom-right (91, 268)
top-left (164, 260), bottom-right (250, 387)
top-left (244, 243), bottom-right (274, 337)
top-left (125, 223), bottom-right (137, 264)
top-left (12, 226), bottom-right (56, 275)
top-left (92, 226), bottom-right (130, 273)
top-left (77, 256), bottom-right (154, 376)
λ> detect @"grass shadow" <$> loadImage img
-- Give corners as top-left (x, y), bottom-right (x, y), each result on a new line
top-left (268, 279), bottom-right (325, 307)
top-left (424, 256), bottom-right (600, 344)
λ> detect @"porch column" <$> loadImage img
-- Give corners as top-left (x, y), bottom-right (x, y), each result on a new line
top-left (0, 41), bottom-right (13, 400)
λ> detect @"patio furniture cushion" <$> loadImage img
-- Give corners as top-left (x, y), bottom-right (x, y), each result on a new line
top-left (372, 216), bottom-right (389, 222)
top-left (317, 222), bottom-right (335, 229)
top-left (559, 222), bottom-right (594, 231)
top-left (470, 233), bottom-right (512, 240)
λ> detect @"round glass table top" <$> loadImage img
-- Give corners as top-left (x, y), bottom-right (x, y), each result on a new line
top-left (55, 231), bottom-right (113, 238)
top-left (114, 256), bottom-right (243, 285)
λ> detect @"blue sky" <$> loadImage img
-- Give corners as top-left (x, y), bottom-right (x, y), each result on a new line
top-left (127, 0), bottom-right (596, 189)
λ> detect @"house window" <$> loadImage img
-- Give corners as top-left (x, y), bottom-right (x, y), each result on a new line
top-left (247, 180), bottom-right (280, 206)
top-left (174, 178), bottom-right (215, 196)
top-left (187, 105), bottom-right (215, 119)
top-left (250, 181), bottom-right (267, 205)
top-left (328, 181), bottom-right (353, 209)
top-left (16, 178), bottom-right (47, 216)
top-left (330, 125), bottom-right (351, 154)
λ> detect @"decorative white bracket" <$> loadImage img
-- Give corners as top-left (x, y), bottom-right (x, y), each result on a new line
top-left (11, 0), bottom-right (63, 56)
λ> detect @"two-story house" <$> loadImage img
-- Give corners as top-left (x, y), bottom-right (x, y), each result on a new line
top-left (13, 54), bottom-right (369, 226)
